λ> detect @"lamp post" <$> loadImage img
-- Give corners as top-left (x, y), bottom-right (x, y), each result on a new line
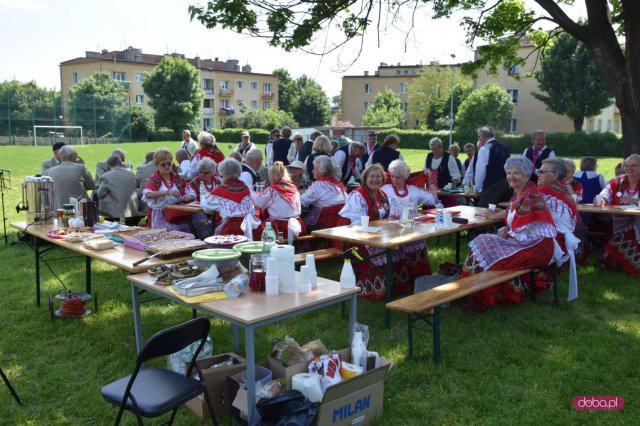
top-left (448, 54), bottom-right (456, 148)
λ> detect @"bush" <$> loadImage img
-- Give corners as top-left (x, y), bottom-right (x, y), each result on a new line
top-left (210, 128), bottom-right (271, 145)
top-left (148, 128), bottom-right (178, 141)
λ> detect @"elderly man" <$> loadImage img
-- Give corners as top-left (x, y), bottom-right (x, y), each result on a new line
top-left (45, 145), bottom-right (95, 210)
top-left (235, 131), bottom-right (256, 159)
top-left (473, 126), bottom-right (511, 207)
top-left (333, 141), bottom-right (366, 184)
top-left (523, 129), bottom-right (556, 183)
top-left (424, 137), bottom-right (460, 188)
top-left (96, 148), bottom-right (126, 183)
top-left (41, 142), bottom-right (65, 174)
top-left (180, 129), bottom-right (199, 158)
top-left (360, 131), bottom-right (381, 172)
top-left (240, 149), bottom-right (264, 190)
top-left (96, 155), bottom-right (140, 225)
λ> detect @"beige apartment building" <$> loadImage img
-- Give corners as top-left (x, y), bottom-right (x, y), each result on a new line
top-left (60, 46), bottom-right (278, 130)
top-left (342, 63), bottom-right (424, 128)
top-left (473, 39), bottom-right (574, 134)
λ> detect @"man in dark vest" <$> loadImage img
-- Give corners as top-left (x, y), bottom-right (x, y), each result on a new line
top-left (474, 126), bottom-right (511, 207)
top-left (297, 130), bottom-right (321, 164)
top-left (270, 127), bottom-right (293, 166)
top-left (360, 131), bottom-right (381, 172)
top-left (239, 149), bottom-right (263, 190)
top-left (367, 134), bottom-right (403, 171)
top-left (424, 137), bottom-right (461, 188)
top-left (523, 129), bottom-right (555, 183)
top-left (333, 142), bottom-right (366, 184)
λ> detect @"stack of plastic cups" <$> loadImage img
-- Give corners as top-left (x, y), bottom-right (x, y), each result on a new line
top-left (265, 257), bottom-right (279, 296)
top-left (306, 254), bottom-right (317, 290)
top-left (299, 265), bottom-right (311, 294)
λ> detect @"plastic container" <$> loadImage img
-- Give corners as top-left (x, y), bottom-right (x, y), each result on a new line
top-left (204, 234), bottom-right (248, 249)
top-left (224, 274), bottom-right (248, 298)
top-left (233, 241), bottom-right (267, 269)
top-left (191, 249), bottom-right (241, 274)
top-left (435, 200), bottom-right (445, 228)
top-left (261, 222), bottom-right (276, 252)
top-left (340, 258), bottom-right (356, 289)
top-left (241, 366), bottom-right (273, 389)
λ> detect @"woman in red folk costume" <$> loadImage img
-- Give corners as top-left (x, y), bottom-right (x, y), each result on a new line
top-left (186, 131), bottom-right (225, 180)
top-left (597, 154), bottom-right (640, 276)
top-left (301, 155), bottom-right (347, 230)
top-left (461, 156), bottom-right (556, 312)
top-left (200, 158), bottom-right (261, 239)
top-left (184, 157), bottom-right (218, 239)
top-left (561, 158), bottom-right (583, 202)
top-left (252, 161), bottom-right (307, 244)
top-left (142, 147), bottom-right (194, 231)
top-left (338, 164), bottom-right (411, 300)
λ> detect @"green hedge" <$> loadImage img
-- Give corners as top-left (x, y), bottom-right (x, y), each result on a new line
top-left (372, 129), bottom-right (451, 149)
top-left (148, 129), bottom-right (179, 142)
top-left (210, 128), bottom-right (271, 145)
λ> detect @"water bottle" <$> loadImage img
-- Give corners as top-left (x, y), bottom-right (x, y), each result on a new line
top-left (127, 160), bottom-right (134, 171)
top-left (435, 200), bottom-right (445, 228)
top-left (224, 273), bottom-right (248, 298)
top-left (261, 222), bottom-right (276, 253)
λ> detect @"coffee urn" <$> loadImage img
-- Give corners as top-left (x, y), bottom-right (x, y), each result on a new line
top-left (17, 175), bottom-right (55, 225)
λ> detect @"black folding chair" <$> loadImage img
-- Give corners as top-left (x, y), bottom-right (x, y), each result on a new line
top-left (1, 366), bottom-right (22, 405)
top-left (101, 317), bottom-right (217, 425)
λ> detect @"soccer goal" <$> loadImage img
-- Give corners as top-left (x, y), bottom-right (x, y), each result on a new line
top-left (33, 125), bottom-right (84, 146)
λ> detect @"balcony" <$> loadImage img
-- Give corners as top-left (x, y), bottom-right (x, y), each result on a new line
top-left (219, 88), bottom-right (234, 97)
top-left (220, 107), bottom-right (235, 115)
top-left (262, 91), bottom-right (274, 99)
top-left (203, 88), bottom-right (214, 95)
top-left (202, 108), bottom-right (214, 115)
top-left (118, 81), bottom-right (132, 90)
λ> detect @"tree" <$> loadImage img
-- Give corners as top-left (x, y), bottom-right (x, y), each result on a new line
top-left (362, 88), bottom-right (405, 128)
top-left (142, 56), bottom-right (203, 133)
top-left (0, 80), bottom-right (61, 137)
top-left (456, 83), bottom-right (513, 139)
top-left (67, 72), bottom-right (128, 138)
top-left (189, 1), bottom-right (640, 155)
top-left (427, 83), bottom-right (472, 130)
top-left (273, 68), bottom-right (297, 113)
top-left (532, 32), bottom-right (612, 132)
top-left (291, 75), bottom-right (331, 127)
top-left (223, 108), bottom-right (297, 130)
top-left (331, 94), bottom-right (342, 111)
top-left (130, 105), bottom-right (155, 140)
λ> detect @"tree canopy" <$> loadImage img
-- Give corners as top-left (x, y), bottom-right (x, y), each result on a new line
top-left (189, 1), bottom-right (640, 155)
top-left (362, 88), bottom-right (405, 128)
top-left (533, 31), bottom-right (612, 132)
top-left (222, 107), bottom-right (297, 130)
top-left (142, 56), bottom-right (203, 133)
top-left (292, 75), bottom-right (331, 127)
top-left (0, 80), bottom-right (61, 137)
top-left (456, 83), bottom-right (513, 139)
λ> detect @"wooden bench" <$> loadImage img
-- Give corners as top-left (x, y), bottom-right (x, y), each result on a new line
top-left (386, 266), bottom-right (558, 363)
top-left (294, 247), bottom-right (343, 265)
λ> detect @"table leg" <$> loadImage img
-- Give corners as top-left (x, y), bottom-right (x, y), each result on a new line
top-left (131, 284), bottom-right (143, 354)
top-left (244, 326), bottom-right (256, 425)
top-left (232, 324), bottom-right (239, 350)
top-left (34, 236), bottom-right (41, 306)
top-left (384, 249), bottom-right (393, 329)
top-left (349, 293), bottom-right (357, 343)
top-left (85, 256), bottom-right (92, 294)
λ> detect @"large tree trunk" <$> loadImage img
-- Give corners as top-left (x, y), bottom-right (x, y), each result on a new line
top-left (573, 117), bottom-right (584, 132)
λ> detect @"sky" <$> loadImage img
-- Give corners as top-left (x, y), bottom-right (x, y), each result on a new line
top-left (0, 0), bottom-right (585, 98)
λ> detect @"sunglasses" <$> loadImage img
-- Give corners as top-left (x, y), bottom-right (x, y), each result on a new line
top-left (159, 162), bottom-right (172, 167)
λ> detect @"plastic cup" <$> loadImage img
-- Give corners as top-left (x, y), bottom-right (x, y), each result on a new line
top-left (444, 212), bottom-right (453, 227)
top-left (488, 203), bottom-right (496, 211)
top-left (360, 216), bottom-right (369, 229)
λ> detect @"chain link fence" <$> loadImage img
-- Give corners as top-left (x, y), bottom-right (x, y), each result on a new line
top-left (0, 92), bottom-right (132, 146)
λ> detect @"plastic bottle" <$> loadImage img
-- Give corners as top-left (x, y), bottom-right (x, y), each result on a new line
top-left (340, 258), bottom-right (356, 289)
top-left (277, 231), bottom-right (285, 245)
top-left (127, 160), bottom-right (134, 171)
top-left (261, 222), bottom-right (276, 253)
top-left (223, 274), bottom-right (248, 298)
top-left (351, 332), bottom-right (365, 368)
top-left (435, 199), bottom-right (445, 228)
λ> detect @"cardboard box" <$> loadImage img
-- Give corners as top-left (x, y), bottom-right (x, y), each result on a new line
top-left (267, 356), bottom-right (308, 390)
top-left (231, 350), bottom-right (392, 426)
top-left (185, 353), bottom-right (246, 421)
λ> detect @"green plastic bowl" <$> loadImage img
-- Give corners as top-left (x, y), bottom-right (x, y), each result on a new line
top-left (233, 241), bottom-right (269, 268)
top-left (191, 249), bottom-right (241, 273)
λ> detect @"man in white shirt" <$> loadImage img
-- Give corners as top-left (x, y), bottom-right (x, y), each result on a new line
top-left (239, 149), bottom-right (263, 190)
top-left (473, 126), bottom-right (511, 207)
top-left (522, 130), bottom-right (556, 183)
top-left (180, 129), bottom-right (199, 158)
top-left (176, 149), bottom-right (191, 177)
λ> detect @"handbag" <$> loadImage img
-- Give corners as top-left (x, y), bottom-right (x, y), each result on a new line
top-left (163, 207), bottom-right (189, 224)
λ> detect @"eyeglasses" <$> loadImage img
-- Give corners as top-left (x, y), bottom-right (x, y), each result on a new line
top-left (159, 162), bottom-right (172, 167)
top-left (537, 169), bottom-right (555, 175)
top-left (294, 138), bottom-right (303, 141)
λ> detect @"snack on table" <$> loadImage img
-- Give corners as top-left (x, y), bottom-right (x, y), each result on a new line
top-left (204, 234), bottom-right (248, 248)
top-left (131, 230), bottom-right (194, 243)
top-left (111, 229), bottom-right (145, 239)
top-left (146, 239), bottom-right (207, 255)
top-left (50, 226), bottom-right (94, 236)
top-left (63, 232), bottom-right (102, 242)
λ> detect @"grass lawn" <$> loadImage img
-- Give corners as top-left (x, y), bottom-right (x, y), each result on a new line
top-left (0, 142), bottom-right (637, 425)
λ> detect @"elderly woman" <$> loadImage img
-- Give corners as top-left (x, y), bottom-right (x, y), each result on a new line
top-left (365, 134), bottom-right (404, 171)
top-left (338, 164), bottom-right (414, 300)
top-left (184, 157), bottom-right (218, 239)
top-left (287, 160), bottom-right (309, 190)
top-left (304, 135), bottom-right (333, 181)
top-left (537, 157), bottom-right (580, 300)
top-left (463, 143), bottom-right (475, 174)
top-left (561, 158), bottom-right (583, 202)
top-left (142, 147), bottom-right (195, 231)
top-left (449, 143), bottom-right (464, 177)
top-left (424, 137), bottom-right (461, 189)
top-left (597, 154), bottom-right (640, 276)
top-left (200, 158), bottom-right (260, 239)
top-left (252, 161), bottom-right (307, 244)
top-left (301, 155), bottom-right (347, 229)
top-left (287, 132), bottom-right (305, 164)
top-left (186, 131), bottom-right (225, 179)
top-left (461, 156), bottom-right (556, 312)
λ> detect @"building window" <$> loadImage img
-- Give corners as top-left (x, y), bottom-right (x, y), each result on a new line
top-left (508, 64), bottom-right (521, 77)
top-left (237, 100), bottom-right (244, 108)
top-left (134, 73), bottom-right (144, 83)
top-left (135, 95), bottom-right (144, 105)
top-left (400, 83), bottom-right (408, 94)
top-left (236, 80), bottom-right (243, 90)
top-left (416, 120), bottom-right (421, 127)
top-left (72, 72), bottom-right (79, 84)
top-left (263, 83), bottom-right (272, 94)
top-left (220, 99), bottom-right (230, 109)
top-left (507, 89), bottom-right (519, 104)
top-left (203, 99), bottom-right (213, 108)
top-left (606, 119), bottom-right (612, 131)
top-left (396, 70), bottom-right (401, 75)
top-left (364, 102), bottom-right (369, 112)
top-left (113, 71), bottom-right (126, 81)
top-left (251, 100), bottom-right (258, 109)
top-left (404, 70), bottom-right (409, 75)
top-left (220, 80), bottom-right (230, 90)
top-left (399, 102), bottom-right (408, 111)
top-left (203, 78), bottom-right (213, 92)
top-left (507, 118), bottom-right (517, 132)
top-left (364, 84), bottom-right (371, 94)
top-left (203, 118), bottom-right (212, 130)
top-left (251, 81), bottom-right (258, 91)
top-left (596, 119), bottom-right (602, 131)
top-left (263, 100), bottom-right (271, 109)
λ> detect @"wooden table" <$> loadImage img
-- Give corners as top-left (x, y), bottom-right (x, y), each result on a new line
top-left (311, 205), bottom-right (501, 327)
top-left (11, 222), bottom-right (191, 306)
top-left (128, 272), bottom-right (358, 424)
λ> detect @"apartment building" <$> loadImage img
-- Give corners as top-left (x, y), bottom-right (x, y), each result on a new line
top-left (474, 39), bottom-right (574, 134)
top-left (341, 63), bottom-right (423, 127)
top-left (59, 46), bottom-right (278, 130)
